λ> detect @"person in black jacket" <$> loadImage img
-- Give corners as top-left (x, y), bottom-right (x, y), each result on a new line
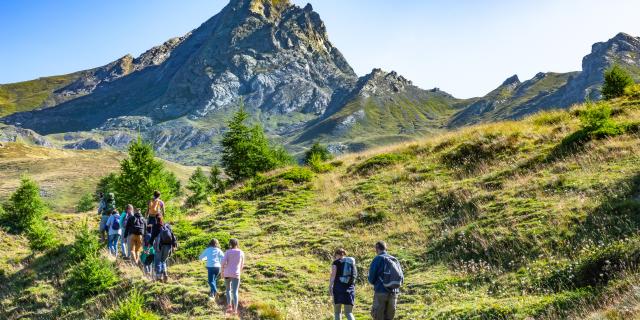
top-left (153, 216), bottom-right (177, 282)
top-left (124, 208), bottom-right (147, 265)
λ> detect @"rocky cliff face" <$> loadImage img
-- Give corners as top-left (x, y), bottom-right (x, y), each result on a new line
top-left (2, 0), bottom-right (357, 135)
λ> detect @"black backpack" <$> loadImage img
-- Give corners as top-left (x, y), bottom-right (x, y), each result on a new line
top-left (159, 225), bottom-right (174, 245)
top-left (132, 216), bottom-right (145, 235)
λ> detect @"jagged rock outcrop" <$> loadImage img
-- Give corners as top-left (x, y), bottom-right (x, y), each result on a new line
top-left (0, 124), bottom-right (52, 147)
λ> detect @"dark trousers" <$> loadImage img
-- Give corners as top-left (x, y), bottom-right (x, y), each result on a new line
top-left (207, 267), bottom-right (221, 294)
top-left (372, 292), bottom-right (397, 320)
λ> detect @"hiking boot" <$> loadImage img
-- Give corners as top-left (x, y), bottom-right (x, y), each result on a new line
top-left (162, 271), bottom-right (168, 282)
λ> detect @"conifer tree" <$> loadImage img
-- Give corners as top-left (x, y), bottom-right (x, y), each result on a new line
top-left (602, 65), bottom-right (634, 100)
top-left (113, 137), bottom-right (180, 210)
top-left (221, 104), bottom-right (292, 181)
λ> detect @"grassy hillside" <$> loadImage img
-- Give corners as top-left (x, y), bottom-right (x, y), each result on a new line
top-left (3, 97), bottom-right (640, 319)
top-left (0, 74), bottom-right (82, 117)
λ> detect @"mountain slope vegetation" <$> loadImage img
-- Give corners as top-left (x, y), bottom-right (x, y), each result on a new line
top-left (2, 95), bottom-right (640, 319)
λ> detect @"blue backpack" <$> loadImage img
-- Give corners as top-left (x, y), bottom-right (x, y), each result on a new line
top-left (339, 257), bottom-right (357, 285)
top-left (111, 215), bottom-right (121, 231)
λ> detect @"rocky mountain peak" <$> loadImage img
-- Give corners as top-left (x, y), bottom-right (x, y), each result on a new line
top-left (501, 74), bottom-right (521, 87)
top-left (356, 68), bottom-right (413, 97)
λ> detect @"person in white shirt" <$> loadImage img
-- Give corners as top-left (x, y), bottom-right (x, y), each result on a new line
top-left (199, 239), bottom-right (225, 299)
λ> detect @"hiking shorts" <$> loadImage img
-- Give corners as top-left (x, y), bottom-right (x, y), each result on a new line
top-left (99, 215), bottom-right (110, 233)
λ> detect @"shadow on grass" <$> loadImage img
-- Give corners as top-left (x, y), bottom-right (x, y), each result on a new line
top-left (0, 244), bottom-right (73, 318)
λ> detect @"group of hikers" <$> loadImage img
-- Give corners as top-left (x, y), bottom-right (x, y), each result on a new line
top-left (97, 192), bottom-right (404, 319)
top-left (98, 190), bottom-right (176, 282)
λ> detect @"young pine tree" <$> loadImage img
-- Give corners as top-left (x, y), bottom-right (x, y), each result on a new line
top-left (221, 105), bottom-right (292, 181)
top-left (208, 165), bottom-right (227, 194)
top-left (114, 138), bottom-right (181, 210)
top-left (602, 65), bottom-right (634, 100)
top-left (303, 142), bottom-right (332, 164)
top-left (2, 175), bottom-right (48, 232)
top-left (186, 167), bottom-right (210, 207)
top-left (1, 176), bottom-right (58, 251)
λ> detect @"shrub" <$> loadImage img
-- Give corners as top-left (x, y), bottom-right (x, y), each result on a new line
top-left (441, 133), bottom-right (518, 170)
top-left (2, 175), bottom-right (48, 232)
top-left (531, 111), bottom-right (570, 126)
top-left (107, 289), bottom-right (160, 320)
top-left (352, 153), bottom-right (407, 175)
top-left (236, 175), bottom-right (294, 200)
top-left (26, 220), bottom-right (58, 251)
top-left (579, 102), bottom-right (623, 138)
top-left (65, 254), bottom-right (119, 302)
top-left (68, 222), bottom-right (100, 262)
top-left (219, 199), bottom-right (249, 215)
top-left (173, 231), bottom-right (231, 261)
top-left (624, 83), bottom-right (640, 99)
top-left (76, 193), bottom-right (95, 212)
top-left (602, 65), bottom-right (634, 100)
top-left (277, 166), bottom-right (315, 183)
top-left (357, 206), bottom-right (388, 225)
top-left (532, 240), bottom-right (640, 292)
top-left (303, 142), bottom-right (332, 165)
top-left (308, 153), bottom-right (333, 173)
top-left (186, 167), bottom-right (210, 207)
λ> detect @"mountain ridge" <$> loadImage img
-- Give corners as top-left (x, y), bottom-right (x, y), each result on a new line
top-left (2, 1), bottom-right (640, 164)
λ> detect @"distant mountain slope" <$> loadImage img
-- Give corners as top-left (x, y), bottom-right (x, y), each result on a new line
top-left (451, 32), bottom-right (640, 127)
top-left (294, 69), bottom-right (460, 152)
top-left (449, 72), bottom-right (577, 127)
top-left (0, 73), bottom-right (81, 117)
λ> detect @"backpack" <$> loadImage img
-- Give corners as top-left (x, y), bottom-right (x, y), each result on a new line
top-left (159, 225), bottom-right (174, 245)
top-left (111, 216), bottom-right (121, 231)
top-left (339, 257), bottom-right (357, 285)
top-left (104, 193), bottom-right (116, 212)
top-left (381, 254), bottom-right (404, 290)
top-left (148, 199), bottom-right (163, 217)
top-left (132, 215), bottom-right (145, 235)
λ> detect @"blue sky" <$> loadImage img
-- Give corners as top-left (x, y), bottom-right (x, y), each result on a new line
top-left (1, 0), bottom-right (640, 98)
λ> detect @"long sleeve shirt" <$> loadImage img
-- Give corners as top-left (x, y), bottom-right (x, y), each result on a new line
top-left (106, 214), bottom-right (122, 236)
top-left (199, 247), bottom-right (225, 268)
top-left (368, 252), bottom-right (399, 294)
top-left (221, 248), bottom-right (245, 278)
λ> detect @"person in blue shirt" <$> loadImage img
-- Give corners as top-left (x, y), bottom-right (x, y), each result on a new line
top-left (199, 239), bottom-right (225, 299)
top-left (368, 241), bottom-right (399, 320)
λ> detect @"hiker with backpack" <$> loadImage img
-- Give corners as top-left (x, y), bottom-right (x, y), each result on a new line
top-left (98, 192), bottom-right (116, 243)
top-left (124, 207), bottom-right (146, 265)
top-left (199, 239), bottom-right (225, 299)
top-left (221, 238), bottom-right (245, 316)
top-left (368, 241), bottom-right (403, 320)
top-left (146, 190), bottom-right (165, 227)
top-left (141, 225), bottom-right (155, 276)
top-left (119, 204), bottom-right (134, 259)
top-left (329, 248), bottom-right (357, 320)
top-left (153, 216), bottom-right (177, 282)
top-left (106, 209), bottom-right (122, 257)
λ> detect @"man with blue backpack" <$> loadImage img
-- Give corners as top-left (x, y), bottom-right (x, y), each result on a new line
top-left (368, 241), bottom-right (403, 320)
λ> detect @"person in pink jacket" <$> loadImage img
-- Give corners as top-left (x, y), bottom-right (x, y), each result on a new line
top-left (221, 238), bottom-right (245, 315)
